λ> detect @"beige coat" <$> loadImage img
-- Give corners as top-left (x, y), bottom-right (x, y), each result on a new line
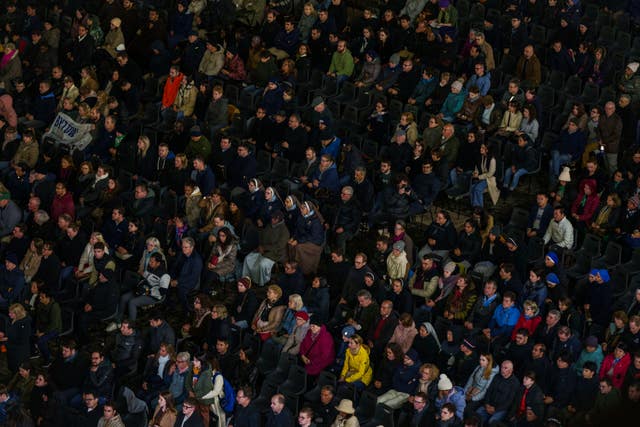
top-left (103, 27), bottom-right (125, 58)
top-left (149, 407), bottom-right (177, 427)
top-left (173, 83), bottom-right (198, 117)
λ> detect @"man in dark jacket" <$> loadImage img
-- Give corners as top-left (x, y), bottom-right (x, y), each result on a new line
top-left (110, 319), bottom-right (144, 378)
top-left (419, 209), bottom-right (457, 259)
top-left (549, 119), bottom-right (586, 184)
top-left (227, 143), bottom-right (256, 190)
top-left (544, 351), bottom-right (577, 414)
top-left (476, 360), bottom-right (520, 425)
top-left (331, 186), bottom-right (361, 253)
top-left (50, 339), bottom-right (90, 404)
top-left (233, 386), bottom-right (260, 427)
top-left (26, 80), bottom-right (56, 128)
top-left (508, 371), bottom-right (545, 425)
top-left (366, 300), bottom-right (399, 364)
top-left (175, 397), bottom-right (205, 427)
top-left (266, 394), bottom-right (294, 427)
top-left (527, 192), bottom-right (554, 239)
top-left (170, 236), bottom-right (203, 312)
top-left (78, 267), bottom-right (118, 342)
top-left (82, 350), bottom-right (115, 402)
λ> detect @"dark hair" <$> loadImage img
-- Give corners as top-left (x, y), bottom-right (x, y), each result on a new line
top-left (583, 361), bottom-right (597, 373)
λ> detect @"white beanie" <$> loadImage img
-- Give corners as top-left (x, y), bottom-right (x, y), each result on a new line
top-left (628, 62), bottom-right (639, 73)
top-left (438, 374), bottom-right (453, 390)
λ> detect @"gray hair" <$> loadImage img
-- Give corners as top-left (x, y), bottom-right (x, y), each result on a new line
top-left (177, 351), bottom-right (191, 362)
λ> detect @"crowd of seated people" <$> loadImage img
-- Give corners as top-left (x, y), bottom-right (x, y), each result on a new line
top-left (1, 0), bottom-right (640, 426)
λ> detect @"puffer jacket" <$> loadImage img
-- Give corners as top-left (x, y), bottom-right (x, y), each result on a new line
top-left (340, 345), bottom-right (373, 385)
top-left (198, 49), bottom-right (224, 76)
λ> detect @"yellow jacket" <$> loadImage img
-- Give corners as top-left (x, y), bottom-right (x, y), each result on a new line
top-left (340, 345), bottom-right (373, 385)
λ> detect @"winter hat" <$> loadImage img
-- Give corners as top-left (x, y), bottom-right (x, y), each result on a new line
top-left (506, 236), bottom-right (518, 247)
top-left (110, 17), bottom-right (122, 28)
top-left (451, 80), bottom-right (463, 91)
top-left (115, 43), bottom-right (126, 52)
top-left (558, 167), bottom-right (572, 182)
top-left (462, 337), bottom-right (476, 350)
top-left (335, 399), bottom-right (356, 415)
top-left (628, 62), bottom-right (640, 73)
top-left (585, 336), bottom-right (598, 348)
top-left (295, 311), bottom-right (309, 321)
top-left (630, 195), bottom-right (640, 207)
top-left (393, 241), bottom-right (405, 251)
top-left (237, 276), bottom-right (251, 288)
top-left (597, 269), bottom-right (610, 283)
top-left (226, 45), bottom-right (237, 55)
top-left (309, 315), bottom-right (322, 327)
top-left (389, 53), bottom-right (401, 65)
top-left (405, 349), bottom-right (420, 363)
top-left (5, 252), bottom-right (18, 265)
top-left (311, 96), bottom-right (324, 107)
top-left (489, 226), bottom-right (501, 235)
top-left (443, 262), bottom-right (456, 274)
top-left (271, 210), bottom-right (284, 222)
top-left (438, 374), bottom-right (453, 390)
top-left (546, 273), bottom-right (560, 286)
top-left (589, 269), bottom-right (600, 277)
top-left (190, 125), bottom-right (202, 136)
top-left (342, 325), bottom-right (356, 338)
top-left (395, 129), bottom-right (407, 138)
top-left (0, 191), bottom-right (10, 201)
top-left (546, 252), bottom-right (559, 265)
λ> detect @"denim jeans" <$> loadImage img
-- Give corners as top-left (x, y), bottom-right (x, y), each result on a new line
top-left (470, 180), bottom-right (488, 207)
top-left (476, 406), bottom-right (508, 425)
top-left (503, 168), bottom-right (528, 190)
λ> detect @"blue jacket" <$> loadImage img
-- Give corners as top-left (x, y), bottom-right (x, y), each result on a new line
top-left (412, 172), bottom-right (441, 207)
top-left (173, 251), bottom-right (203, 291)
top-left (320, 136), bottom-right (342, 160)
top-left (312, 164), bottom-right (340, 194)
top-left (32, 90), bottom-right (56, 124)
top-left (294, 212), bottom-right (324, 245)
top-left (489, 305), bottom-right (521, 338)
top-left (440, 89), bottom-right (466, 121)
top-left (520, 280), bottom-right (547, 309)
top-left (466, 72), bottom-right (492, 96)
top-left (435, 386), bottom-right (466, 419)
top-left (411, 77), bottom-right (437, 104)
top-left (392, 362), bottom-right (421, 393)
top-left (194, 166), bottom-right (216, 196)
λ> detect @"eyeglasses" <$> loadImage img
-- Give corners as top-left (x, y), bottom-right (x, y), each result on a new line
top-left (183, 405), bottom-right (194, 410)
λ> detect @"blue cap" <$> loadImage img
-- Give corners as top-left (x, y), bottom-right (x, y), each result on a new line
top-left (546, 252), bottom-right (559, 264)
top-left (598, 269), bottom-right (610, 283)
top-left (341, 325), bottom-right (356, 338)
top-left (546, 273), bottom-right (560, 285)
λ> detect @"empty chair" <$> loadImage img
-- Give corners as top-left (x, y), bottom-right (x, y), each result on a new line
top-left (597, 26), bottom-right (616, 47)
top-left (264, 354), bottom-right (297, 385)
top-left (621, 250), bottom-right (640, 277)
top-left (545, 70), bottom-right (566, 91)
top-left (566, 252), bottom-right (592, 281)
top-left (256, 338), bottom-right (281, 376)
top-left (278, 365), bottom-right (308, 396)
top-left (592, 241), bottom-right (623, 269)
top-left (537, 85), bottom-right (555, 111)
top-left (255, 150), bottom-right (272, 177)
top-left (615, 31), bottom-right (632, 52)
top-left (530, 25), bottom-right (547, 46)
top-left (527, 236), bottom-right (546, 267)
top-left (598, 86), bottom-right (617, 104)
top-left (354, 391), bottom-right (378, 425)
top-left (579, 82), bottom-right (599, 104)
top-left (362, 404), bottom-right (395, 427)
top-left (506, 207), bottom-right (530, 232)
top-left (573, 233), bottom-right (602, 259)
top-left (611, 265), bottom-right (631, 299)
top-left (563, 75), bottom-right (583, 98)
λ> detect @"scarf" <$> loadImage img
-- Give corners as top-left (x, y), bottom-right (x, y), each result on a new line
top-left (0, 49), bottom-right (17, 69)
top-left (594, 205), bottom-right (611, 226)
top-left (157, 355), bottom-right (170, 377)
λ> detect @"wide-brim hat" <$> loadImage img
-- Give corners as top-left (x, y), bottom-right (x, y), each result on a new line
top-left (335, 399), bottom-right (355, 414)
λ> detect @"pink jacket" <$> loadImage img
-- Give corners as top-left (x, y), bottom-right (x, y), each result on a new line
top-left (299, 325), bottom-right (335, 376)
top-left (0, 94), bottom-right (18, 128)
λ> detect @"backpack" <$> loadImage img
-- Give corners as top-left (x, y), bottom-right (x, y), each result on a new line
top-left (213, 372), bottom-right (235, 413)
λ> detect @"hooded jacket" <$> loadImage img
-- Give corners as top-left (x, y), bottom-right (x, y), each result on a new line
top-left (341, 344), bottom-right (373, 385)
top-left (571, 178), bottom-right (600, 223)
top-left (299, 324), bottom-right (335, 376)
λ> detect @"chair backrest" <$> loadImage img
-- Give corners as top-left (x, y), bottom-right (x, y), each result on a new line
top-left (604, 242), bottom-right (622, 266)
top-left (508, 207), bottom-right (530, 229)
top-left (354, 391), bottom-right (378, 423)
top-left (582, 234), bottom-right (602, 256)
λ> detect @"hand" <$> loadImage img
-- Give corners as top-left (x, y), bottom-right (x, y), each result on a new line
top-left (485, 404), bottom-right (495, 415)
top-left (543, 396), bottom-right (554, 404)
top-left (427, 238), bottom-right (436, 246)
top-left (464, 321), bottom-right (473, 330)
top-left (336, 227), bottom-right (344, 234)
top-left (170, 280), bottom-right (178, 287)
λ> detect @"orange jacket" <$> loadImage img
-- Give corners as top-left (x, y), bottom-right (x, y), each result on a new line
top-left (162, 73), bottom-right (184, 108)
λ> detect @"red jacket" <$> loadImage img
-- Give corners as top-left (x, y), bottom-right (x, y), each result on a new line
top-left (299, 325), bottom-right (335, 376)
top-left (599, 352), bottom-right (631, 389)
top-left (50, 191), bottom-right (75, 221)
top-left (571, 178), bottom-right (600, 224)
top-left (162, 73), bottom-right (184, 108)
top-left (511, 314), bottom-right (542, 340)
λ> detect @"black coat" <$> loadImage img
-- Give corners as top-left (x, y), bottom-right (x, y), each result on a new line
top-left (6, 316), bottom-right (31, 372)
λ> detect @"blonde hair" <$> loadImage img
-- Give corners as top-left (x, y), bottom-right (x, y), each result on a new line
top-left (420, 363), bottom-right (440, 381)
top-left (480, 353), bottom-right (494, 379)
top-left (9, 303), bottom-right (27, 320)
top-left (213, 304), bottom-right (228, 319)
top-left (288, 294), bottom-right (304, 310)
top-left (138, 135), bottom-right (151, 155)
top-left (267, 285), bottom-right (283, 301)
top-left (91, 232), bottom-right (108, 247)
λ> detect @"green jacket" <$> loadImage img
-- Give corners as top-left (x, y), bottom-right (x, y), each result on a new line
top-left (186, 135), bottom-right (212, 161)
top-left (329, 49), bottom-right (354, 78)
top-left (187, 367), bottom-right (216, 405)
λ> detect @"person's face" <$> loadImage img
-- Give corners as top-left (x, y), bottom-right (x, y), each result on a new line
top-left (182, 402), bottom-right (196, 416)
top-left (501, 362), bottom-right (513, 378)
top-left (484, 283), bottom-right (496, 297)
top-left (436, 213), bottom-right (446, 225)
top-left (320, 389), bottom-right (333, 404)
top-left (553, 209), bottom-right (563, 221)
top-left (479, 355), bottom-right (489, 368)
top-left (614, 347), bottom-right (625, 359)
top-left (631, 321), bottom-right (640, 334)
top-left (182, 241), bottom-right (194, 256)
top-left (380, 162), bottom-right (391, 173)
top-left (270, 398), bottom-right (284, 413)
top-left (337, 41), bottom-right (346, 52)
top-left (440, 407), bottom-right (453, 421)
top-left (600, 382), bottom-right (612, 394)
